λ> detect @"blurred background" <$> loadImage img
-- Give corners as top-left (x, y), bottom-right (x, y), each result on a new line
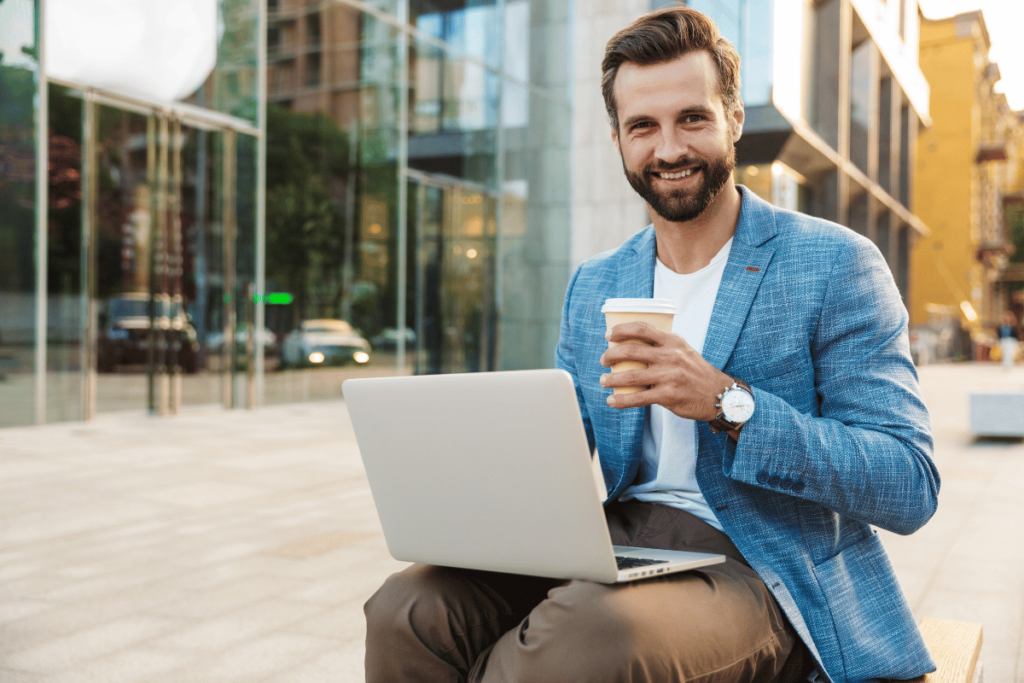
top-left (1, 0), bottom-right (1022, 428)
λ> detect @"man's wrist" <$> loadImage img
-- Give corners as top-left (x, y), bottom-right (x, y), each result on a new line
top-left (707, 378), bottom-right (754, 440)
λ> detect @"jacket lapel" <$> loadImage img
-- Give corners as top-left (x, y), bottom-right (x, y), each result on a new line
top-left (702, 189), bottom-right (778, 370)
top-left (616, 229), bottom-right (657, 468)
top-left (616, 229), bottom-right (657, 299)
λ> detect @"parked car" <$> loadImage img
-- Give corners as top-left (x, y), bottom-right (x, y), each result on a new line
top-left (206, 326), bottom-right (278, 356)
top-left (280, 319), bottom-right (371, 368)
top-left (371, 327), bottom-right (417, 351)
top-left (97, 293), bottom-right (199, 373)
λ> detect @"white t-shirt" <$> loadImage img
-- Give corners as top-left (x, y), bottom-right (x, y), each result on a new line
top-left (619, 238), bottom-right (733, 531)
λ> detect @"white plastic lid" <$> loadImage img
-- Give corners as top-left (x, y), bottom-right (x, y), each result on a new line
top-left (600, 298), bottom-right (677, 314)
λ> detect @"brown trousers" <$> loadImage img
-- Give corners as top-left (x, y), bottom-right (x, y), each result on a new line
top-left (364, 501), bottom-right (811, 683)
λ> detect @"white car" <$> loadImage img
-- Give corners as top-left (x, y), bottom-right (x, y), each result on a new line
top-left (281, 319), bottom-right (371, 367)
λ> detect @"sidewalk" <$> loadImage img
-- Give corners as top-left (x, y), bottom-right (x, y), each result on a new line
top-left (1, 363), bottom-right (1022, 682)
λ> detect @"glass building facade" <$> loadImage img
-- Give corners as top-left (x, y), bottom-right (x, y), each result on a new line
top-left (0, 0), bottom-right (571, 427)
top-left (0, 0), bottom-right (40, 427)
top-left (261, 0), bottom-right (571, 404)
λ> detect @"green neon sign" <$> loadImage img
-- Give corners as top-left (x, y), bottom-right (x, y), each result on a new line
top-left (254, 292), bottom-right (294, 305)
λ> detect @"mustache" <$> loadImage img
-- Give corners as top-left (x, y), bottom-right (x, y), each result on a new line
top-left (644, 159), bottom-right (707, 174)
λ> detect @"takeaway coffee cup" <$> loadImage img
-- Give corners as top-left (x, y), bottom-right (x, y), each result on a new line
top-left (600, 298), bottom-right (677, 394)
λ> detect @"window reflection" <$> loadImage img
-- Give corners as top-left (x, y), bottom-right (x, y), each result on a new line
top-left (688, 0), bottom-right (773, 106)
top-left (412, 0), bottom-right (501, 69)
top-left (0, 0), bottom-right (39, 426)
top-left (850, 38), bottom-right (876, 176)
top-left (261, 0), bottom-right (570, 401)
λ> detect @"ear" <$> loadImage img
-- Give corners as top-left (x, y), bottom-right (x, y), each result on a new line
top-left (729, 102), bottom-right (745, 143)
top-left (611, 125), bottom-right (622, 157)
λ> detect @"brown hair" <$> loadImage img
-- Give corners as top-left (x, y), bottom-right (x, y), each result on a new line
top-left (601, 6), bottom-right (741, 131)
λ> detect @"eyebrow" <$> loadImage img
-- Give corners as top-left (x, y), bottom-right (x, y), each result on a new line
top-left (621, 106), bottom-right (717, 130)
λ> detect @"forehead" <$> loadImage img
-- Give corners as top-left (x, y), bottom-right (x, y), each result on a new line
top-left (613, 50), bottom-right (724, 121)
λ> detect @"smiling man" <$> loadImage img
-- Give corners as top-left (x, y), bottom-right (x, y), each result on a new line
top-left (364, 7), bottom-right (940, 683)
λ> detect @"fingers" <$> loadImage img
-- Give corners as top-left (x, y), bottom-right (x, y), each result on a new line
top-left (600, 339), bottom-right (695, 369)
top-left (599, 367), bottom-right (652, 390)
top-left (605, 321), bottom-right (672, 345)
top-left (600, 341), bottom-right (660, 367)
top-left (605, 385), bottom-right (657, 409)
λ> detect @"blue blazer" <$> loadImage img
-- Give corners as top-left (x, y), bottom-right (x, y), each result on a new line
top-left (556, 188), bottom-right (940, 683)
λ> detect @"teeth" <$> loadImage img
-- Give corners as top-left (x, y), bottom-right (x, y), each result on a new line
top-left (657, 169), bottom-right (695, 180)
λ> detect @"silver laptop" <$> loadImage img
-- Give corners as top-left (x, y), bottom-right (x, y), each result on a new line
top-left (343, 369), bottom-right (725, 583)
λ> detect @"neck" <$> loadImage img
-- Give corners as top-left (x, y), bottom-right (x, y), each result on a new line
top-left (651, 182), bottom-right (742, 274)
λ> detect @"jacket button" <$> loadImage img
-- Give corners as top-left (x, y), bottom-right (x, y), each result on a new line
top-left (781, 478), bottom-right (794, 490)
top-left (757, 471), bottom-right (769, 484)
top-left (792, 481), bottom-right (805, 493)
top-left (769, 474), bottom-right (781, 487)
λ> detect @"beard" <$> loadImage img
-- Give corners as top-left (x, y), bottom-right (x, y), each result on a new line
top-left (623, 145), bottom-right (736, 223)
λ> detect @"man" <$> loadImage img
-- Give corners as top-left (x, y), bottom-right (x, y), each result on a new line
top-left (364, 7), bottom-right (940, 683)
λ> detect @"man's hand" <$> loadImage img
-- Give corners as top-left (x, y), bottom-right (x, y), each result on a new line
top-left (599, 322), bottom-right (733, 422)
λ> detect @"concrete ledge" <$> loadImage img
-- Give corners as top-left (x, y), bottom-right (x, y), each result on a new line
top-left (969, 388), bottom-right (1024, 436)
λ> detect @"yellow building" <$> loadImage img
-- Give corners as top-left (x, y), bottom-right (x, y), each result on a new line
top-left (912, 10), bottom-right (1023, 342)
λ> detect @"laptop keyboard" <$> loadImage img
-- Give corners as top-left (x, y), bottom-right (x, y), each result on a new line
top-left (615, 556), bottom-right (669, 570)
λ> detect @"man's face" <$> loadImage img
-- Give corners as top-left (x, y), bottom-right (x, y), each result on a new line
top-left (611, 51), bottom-right (743, 223)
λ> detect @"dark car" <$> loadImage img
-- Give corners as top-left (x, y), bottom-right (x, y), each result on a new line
top-left (97, 293), bottom-right (199, 373)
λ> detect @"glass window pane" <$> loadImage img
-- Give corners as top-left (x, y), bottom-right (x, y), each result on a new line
top-left (263, 10), bottom-right (401, 405)
top-left (184, 0), bottom-right (260, 122)
top-left (688, 0), bottom-right (772, 106)
top-left (409, 41), bottom-right (499, 187)
top-left (46, 84), bottom-right (84, 422)
top-left (850, 39), bottom-right (876, 175)
top-left (0, 0), bottom-right (39, 427)
top-left (412, 0), bottom-right (500, 70)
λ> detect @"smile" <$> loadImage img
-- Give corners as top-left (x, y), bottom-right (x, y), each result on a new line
top-left (654, 168), bottom-right (697, 180)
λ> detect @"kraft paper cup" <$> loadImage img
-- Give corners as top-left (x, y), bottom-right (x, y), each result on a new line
top-left (601, 298), bottom-right (677, 394)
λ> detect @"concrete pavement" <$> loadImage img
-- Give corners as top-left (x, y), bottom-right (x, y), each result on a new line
top-left (1, 362), bottom-right (1023, 681)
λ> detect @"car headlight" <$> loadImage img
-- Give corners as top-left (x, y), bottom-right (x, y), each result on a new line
top-left (309, 351), bottom-right (325, 364)
top-left (353, 351), bottom-right (370, 364)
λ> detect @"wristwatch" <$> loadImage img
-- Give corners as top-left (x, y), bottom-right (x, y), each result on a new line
top-left (707, 379), bottom-right (755, 437)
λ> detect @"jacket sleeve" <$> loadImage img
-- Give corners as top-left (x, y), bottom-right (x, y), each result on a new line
top-left (555, 263), bottom-right (596, 455)
top-left (721, 238), bottom-right (940, 535)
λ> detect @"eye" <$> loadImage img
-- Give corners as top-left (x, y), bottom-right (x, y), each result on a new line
top-left (682, 114), bottom-right (705, 124)
top-left (630, 121), bottom-right (654, 132)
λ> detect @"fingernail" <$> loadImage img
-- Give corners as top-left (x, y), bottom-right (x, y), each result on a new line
top-left (599, 374), bottom-right (607, 386)
top-left (606, 394), bottom-right (616, 406)
top-left (605, 330), bottom-right (611, 340)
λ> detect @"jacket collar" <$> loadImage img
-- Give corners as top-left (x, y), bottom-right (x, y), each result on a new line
top-left (617, 186), bottom-right (778, 297)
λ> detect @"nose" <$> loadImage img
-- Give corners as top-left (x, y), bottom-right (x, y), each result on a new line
top-left (654, 127), bottom-right (689, 165)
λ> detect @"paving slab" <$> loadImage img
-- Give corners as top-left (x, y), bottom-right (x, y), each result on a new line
top-left (0, 363), bottom-right (1022, 682)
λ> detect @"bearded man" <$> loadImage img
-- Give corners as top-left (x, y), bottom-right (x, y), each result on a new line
top-left (364, 7), bottom-right (939, 683)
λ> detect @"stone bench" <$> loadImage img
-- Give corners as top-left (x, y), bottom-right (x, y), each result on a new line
top-left (969, 388), bottom-right (1024, 437)
top-left (908, 618), bottom-right (984, 683)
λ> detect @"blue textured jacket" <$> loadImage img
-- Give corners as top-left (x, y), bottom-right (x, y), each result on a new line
top-left (555, 188), bottom-right (940, 683)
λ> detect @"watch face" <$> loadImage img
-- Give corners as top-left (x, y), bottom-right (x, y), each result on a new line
top-left (722, 387), bottom-right (755, 423)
